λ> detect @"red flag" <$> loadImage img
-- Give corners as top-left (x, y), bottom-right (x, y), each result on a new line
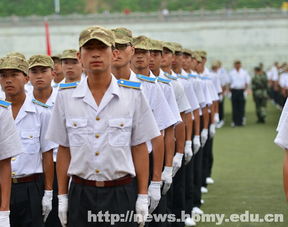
top-left (45, 21), bottom-right (52, 56)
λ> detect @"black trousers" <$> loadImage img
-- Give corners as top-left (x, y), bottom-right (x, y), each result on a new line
top-left (219, 98), bottom-right (225, 121)
top-left (185, 148), bottom-right (194, 214)
top-left (202, 136), bottom-right (214, 188)
top-left (10, 178), bottom-right (44, 227)
top-left (68, 178), bottom-right (138, 227)
top-left (231, 89), bottom-right (245, 126)
top-left (45, 162), bottom-right (62, 227)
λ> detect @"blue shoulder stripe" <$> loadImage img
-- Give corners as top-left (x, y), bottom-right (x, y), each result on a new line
top-left (164, 73), bottom-right (177, 80)
top-left (177, 74), bottom-right (189, 80)
top-left (0, 99), bottom-right (11, 108)
top-left (136, 74), bottom-right (157, 83)
top-left (59, 82), bottom-right (78, 89)
top-left (189, 74), bottom-right (199, 78)
top-left (118, 79), bottom-right (141, 90)
top-left (157, 77), bottom-right (171, 84)
top-left (32, 99), bottom-right (51, 108)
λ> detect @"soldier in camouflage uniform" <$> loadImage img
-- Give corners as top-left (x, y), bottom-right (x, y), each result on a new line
top-left (252, 67), bottom-right (268, 123)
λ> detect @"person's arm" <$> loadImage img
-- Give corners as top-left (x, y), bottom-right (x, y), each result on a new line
top-left (185, 112), bottom-right (193, 140)
top-left (42, 150), bottom-right (54, 190)
top-left (164, 126), bottom-right (175, 167)
top-left (284, 150), bottom-right (288, 201)
top-left (193, 109), bottom-right (200, 136)
top-left (151, 135), bottom-right (165, 181)
top-left (175, 112), bottom-right (186, 154)
top-left (202, 106), bottom-right (209, 129)
top-left (209, 102), bottom-right (216, 125)
top-left (132, 143), bottom-right (149, 194)
top-left (0, 158), bottom-right (11, 211)
top-left (57, 146), bottom-right (71, 195)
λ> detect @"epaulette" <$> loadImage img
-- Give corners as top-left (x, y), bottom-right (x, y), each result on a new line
top-left (136, 74), bottom-right (157, 83)
top-left (164, 72), bottom-right (177, 80)
top-left (52, 83), bottom-right (59, 88)
top-left (118, 79), bottom-right (141, 90)
top-left (59, 82), bottom-right (78, 89)
top-left (189, 74), bottom-right (199, 78)
top-left (157, 77), bottom-right (171, 84)
top-left (177, 74), bottom-right (189, 80)
top-left (0, 99), bottom-right (11, 108)
top-left (32, 99), bottom-right (51, 108)
top-left (201, 76), bottom-right (211, 80)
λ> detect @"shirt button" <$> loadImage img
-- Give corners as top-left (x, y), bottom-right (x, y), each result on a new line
top-left (73, 122), bottom-right (77, 127)
top-left (96, 117), bottom-right (100, 121)
top-left (120, 123), bottom-right (124, 127)
top-left (12, 172), bottom-right (16, 176)
top-left (95, 169), bottom-right (100, 173)
top-left (95, 152), bottom-right (100, 156)
top-left (29, 135), bottom-right (33, 139)
top-left (95, 134), bottom-right (100, 138)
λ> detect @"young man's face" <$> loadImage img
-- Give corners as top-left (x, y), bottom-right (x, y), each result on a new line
top-left (131, 49), bottom-right (150, 71)
top-left (0, 69), bottom-right (28, 97)
top-left (149, 50), bottom-right (162, 72)
top-left (112, 43), bottom-right (134, 68)
top-left (234, 62), bottom-right (241, 71)
top-left (196, 61), bottom-right (203, 73)
top-left (172, 52), bottom-right (183, 69)
top-left (62, 59), bottom-right (83, 81)
top-left (29, 66), bottom-right (54, 90)
top-left (78, 39), bottom-right (116, 74)
top-left (191, 58), bottom-right (198, 70)
top-left (52, 58), bottom-right (63, 75)
top-left (161, 48), bottom-right (174, 68)
top-left (182, 54), bottom-right (192, 71)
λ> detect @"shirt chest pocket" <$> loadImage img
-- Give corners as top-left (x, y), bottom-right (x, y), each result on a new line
top-left (21, 130), bottom-right (40, 153)
top-left (108, 118), bottom-right (132, 147)
top-left (66, 118), bottom-right (89, 147)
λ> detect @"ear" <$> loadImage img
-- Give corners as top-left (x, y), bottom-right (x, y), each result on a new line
top-left (51, 69), bottom-right (56, 79)
top-left (130, 46), bottom-right (135, 56)
top-left (112, 48), bottom-right (119, 61)
top-left (77, 51), bottom-right (81, 65)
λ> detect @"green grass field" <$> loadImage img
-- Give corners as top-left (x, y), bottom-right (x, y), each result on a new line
top-left (197, 95), bottom-right (287, 226)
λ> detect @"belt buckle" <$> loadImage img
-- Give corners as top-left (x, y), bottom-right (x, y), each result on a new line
top-left (12, 178), bottom-right (18, 183)
top-left (95, 181), bottom-right (105, 187)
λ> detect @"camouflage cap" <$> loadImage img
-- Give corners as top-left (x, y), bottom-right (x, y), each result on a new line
top-left (198, 51), bottom-right (207, 58)
top-left (170, 42), bottom-right (183, 53)
top-left (211, 60), bottom-right (220, 67)
top-left (28, 55), bottom-right (54, 69)
top-left (79, 26), bottom-right (115, 48)
top-left (61, 49), bottom-right (78, 60)
top-left (150, 39), bottom-right (163, 52)
top-left (0, 56), bottom-right (29, 75)
top-left (192, 52), bottom-right (202, 62)
top-left (182, 48), bottom-right (192, 56)
top-left (6, 52), bottom-right (26, 60)
top-left (51, 54), bottom-right (62, 60)
top-left (111, 27), bottom-right (133, 44)
top-left (132, 36), bottom-right (152, 50)
top-left (162, 42), bottom-right (175, 54)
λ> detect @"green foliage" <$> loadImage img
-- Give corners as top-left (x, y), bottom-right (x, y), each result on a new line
top-left (0, 0), bottom-right (285, 17)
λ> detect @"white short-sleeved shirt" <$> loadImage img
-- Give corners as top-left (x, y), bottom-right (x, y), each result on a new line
top-left (229, 68), bottom-right (250, 89)
top-left (279, 73), bottom-right (288, 89)
top-left (46, 76), bottom-right (160, 181)
top-left (275, 100), bottom-right (288, 149)
top-left (0, 105), bottom-right (23, 160)
top-left (150, 70), bottom-right (182, 124)
top-left (189, 71), bottom-right (207, 109)
top-left (218, 67), bottom-right (229, 87)
top-left (0, 87), bottom-right (5, 99)
top-left (12, 96), bottom-right (57, 178)
top-left (160, 70), bottom-right (191, 113)
top-left (209, 71), bottom-right (223, 95)
top-left (29, 87), bottom-right (59, 161)
top-left (177, 70), bottom-right (200, 112)
top-left (270, 66), bottom-right (279, 82)
top-left (130, 71), bottom-right (177, 131)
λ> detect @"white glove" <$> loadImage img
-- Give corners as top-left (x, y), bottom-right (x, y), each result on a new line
top-left (161, 166), bottom-right (173, 195)
top-left (184, 141), bottom-right (193, 165)
top-left (148, 181), bottom-right (161, 214)
top-left (227, 92), bottom-right (231, 99)
top-left (172, 153), bottom-right (183, 177)
top-left (193, 135), bottom-right (201, 154)
top-left (214, 113), bottom-right (220, 123)
top-left (58, 194), bottom-right (68, 227)
top-left (219, 94), bottom-right (224, 101)
top-left (42, 190), bottom-right (53, 222)
top-left (201, 129), bottom-right (208, 147)
top-left (210, 123), bottom-right (216, 138)
top-left (0, 211), bottom-right (10, 227)
top-left (135, 194), bottom-right (149, 227)
top-left (244, 91), bottom-right (248, 99)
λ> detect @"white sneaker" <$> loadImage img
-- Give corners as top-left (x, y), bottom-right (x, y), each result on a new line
top-left (185, 217), bottom-right (196, 226)
top-left (201, 187), bottom-right (208, 193)
top-left (216, 120), bottom-right (224, 128)
top-left (206, 177), bottom-right (214, 184)
top-left (201, 199), bottom-right (204, 204)
top-left (192, 207), bottom-right (204, 215)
